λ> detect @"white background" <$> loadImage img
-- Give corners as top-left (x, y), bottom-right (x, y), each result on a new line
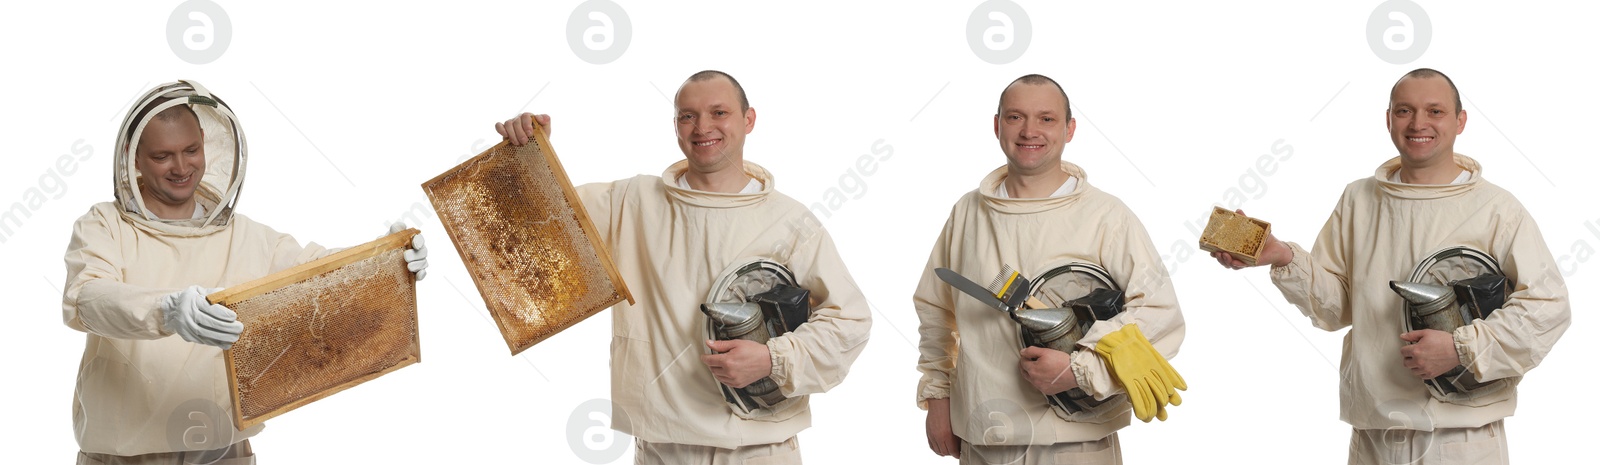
top-left (2, 1), bottom-right (1596, 463)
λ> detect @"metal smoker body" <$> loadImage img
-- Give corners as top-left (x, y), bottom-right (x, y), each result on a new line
top-left (1013, 263), bottom-right (1127, 418)
top-left (1390, 246), bottom-right (1513, 399)
top-left (701, 259), bottom-right (813, 414)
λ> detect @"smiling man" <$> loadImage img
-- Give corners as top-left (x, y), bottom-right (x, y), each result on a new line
top-left (132, 104), bottom-right (206, 220)
top-left (495, 70), bottom-right (871, 465)
top-left (1210, 68), bottom-right (1571, 464)
top-left (63, 80), bottom-right (428, 464)
top-left (914, 74), bottom-right (1186, 464)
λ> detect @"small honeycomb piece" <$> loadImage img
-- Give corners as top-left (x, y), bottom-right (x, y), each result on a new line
top-left (1198, 207), bottom-right (1272, 266)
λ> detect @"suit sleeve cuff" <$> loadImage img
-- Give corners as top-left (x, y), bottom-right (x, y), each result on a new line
top-left (1070, 349), bottom-right (1119, 399)
top-left (766, 339), bottom-right (790, 389)
top-left (1452, 323), bottom-right (1481, 376)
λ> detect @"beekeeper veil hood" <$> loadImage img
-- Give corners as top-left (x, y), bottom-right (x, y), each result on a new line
top-left (114, 80), bottom-right (245, 233)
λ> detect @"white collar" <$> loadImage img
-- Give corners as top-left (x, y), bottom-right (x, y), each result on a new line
top-left (1388, 169), bottom-right (1471, 185)
top-left (676, 174), bottom-right (763, 194)
top-left (996, 176), bottom-right (1078, 199)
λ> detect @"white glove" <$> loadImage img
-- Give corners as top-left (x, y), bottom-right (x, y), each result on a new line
top-left (160, 285), bottom-right (243, 350)
top-left (389, 222), bottom-right (428, 281)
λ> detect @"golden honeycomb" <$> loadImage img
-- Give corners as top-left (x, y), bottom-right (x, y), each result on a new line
top-left (422, 125), bottom-right (631, 355)
top-left (212, 229), bottom-right (421, 429)
top-left (1198, 207), bottom-right (1272, 266)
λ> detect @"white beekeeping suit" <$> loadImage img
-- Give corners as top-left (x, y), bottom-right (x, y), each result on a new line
top-left (914, 161), bottom-right (1185, 463)
top-left (63, 80), bottom-right (330, 460)
top-left (1271, 154), bottom-right (1570, 464)
top-left (576, 160), bottom-right (873, 454)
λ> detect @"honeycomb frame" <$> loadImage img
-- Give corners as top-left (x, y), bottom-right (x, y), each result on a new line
top-left (422, 121), bottom-right (633, 355)
top-left (209, 228), bottom-right (422, 429)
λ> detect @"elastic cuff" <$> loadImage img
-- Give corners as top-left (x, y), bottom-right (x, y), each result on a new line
top-left (1451, 324), bottom-right (1477, 372)
top-left (156, 295), bottom-right (177, 337)
top-left (916, 382), bottom-right (951, 410)
top-left (1269, 243), bottom-right (1303, 278)
top-left (766, 339), bottom-right (789, 387)
top-left (1070, 358), bottom-right (1090, 394)
top-left (1070, 349), bottom-right (1112, 399)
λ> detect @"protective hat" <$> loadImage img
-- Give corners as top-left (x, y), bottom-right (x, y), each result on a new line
top-left (114, 80), bottom-right (246, 234)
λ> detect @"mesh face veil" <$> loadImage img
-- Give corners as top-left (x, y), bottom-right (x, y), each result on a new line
top-left (114, 80), bottom-right (246, 230)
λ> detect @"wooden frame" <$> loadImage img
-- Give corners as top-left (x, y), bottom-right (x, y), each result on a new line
top-left (422, 120), bottom-right (633, 355)
top-left (210, 228), bottom-right (421, 429)
top-left (524, 123), bottom-right (632, 310)
top-left (1198, 207), bottom-right (1272, 266)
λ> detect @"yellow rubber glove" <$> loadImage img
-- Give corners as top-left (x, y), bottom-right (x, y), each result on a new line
top-left (1092, 323), bottom-right (1187, 422)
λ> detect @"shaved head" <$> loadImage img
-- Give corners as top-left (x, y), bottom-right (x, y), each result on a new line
top-left (681, 70), bottom-right (749, 111)
top-left (999, 74), bottom-right (1071, 119)
top-left (126, 97), bottom-right (201, 147)
top-left (1391, 68), bottom-right (1462, 113)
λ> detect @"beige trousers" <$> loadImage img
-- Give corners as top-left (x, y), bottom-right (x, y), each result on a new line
top-left (634, 436), bottom-right (800, 465)
top-left (78, 440), bottom-right (253, 465)
top-left (1349, 420), bottom-right (1508, 465)
top-left (959, 433), bottom-right (1121, 465)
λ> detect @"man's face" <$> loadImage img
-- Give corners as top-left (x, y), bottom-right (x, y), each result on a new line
top-left (674, 77), bottom-right (755, 173)
top-left (1386, 76), bottom-right (1466, 166)
top-left (994, 83), bottom-right (1075, 175)
top-left (134, 111), bottom-right (206, 218)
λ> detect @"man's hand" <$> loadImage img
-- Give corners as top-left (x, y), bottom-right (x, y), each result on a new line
top-left (494, 112), bottom-right (552, 146)
top-left (1400, 329), bottom-right (1461, 379)
top-left (1019, 346), bottom-right (1078, 395)
top-left (925, 397), bottom-right (960, 459)
top-left (700, 339), bottom-right (772, 388)
top-left (1209, 209), bottom-right (1293, 269)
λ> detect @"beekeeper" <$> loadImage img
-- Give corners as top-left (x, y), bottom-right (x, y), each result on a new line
top-left (494, 70), bottom-right (872, 464)
top-left (914, 75), bottom-right (1186, 464)
top-left (1211, 68), bottom-right (1570, 464)
top-left (63, 80), bottom-right (428, 465)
